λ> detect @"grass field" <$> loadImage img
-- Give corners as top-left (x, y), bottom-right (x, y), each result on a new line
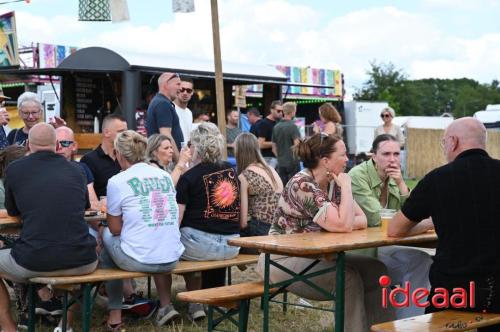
top-left (21, 266), bottom-right (336, 332)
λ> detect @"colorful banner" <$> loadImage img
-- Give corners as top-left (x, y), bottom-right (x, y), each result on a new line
top-left (0, 11), bottom-right (19, 67)
top-left (38, 43), bottom-right (78, 68)
top-left (247, 65), bottom-right (343, 99)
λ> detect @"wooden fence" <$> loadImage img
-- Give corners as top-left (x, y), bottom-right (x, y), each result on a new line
top-left (405, 128), bottom-right (500, 178)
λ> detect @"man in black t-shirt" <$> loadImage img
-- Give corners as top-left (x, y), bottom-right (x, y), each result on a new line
top-left (257, 100), bottom-right (282, 167)
top-left (389, 117), bottom-right (500, 320)
top-left (0, 123), bottom-right (97, 331)
top-left (146, 72), bottom-right (183, 159)
top-left (81, 114), bottom-right (127, 198)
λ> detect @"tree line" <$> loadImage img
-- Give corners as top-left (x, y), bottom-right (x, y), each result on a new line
top-left (354, 61), bottom-right (500, 118)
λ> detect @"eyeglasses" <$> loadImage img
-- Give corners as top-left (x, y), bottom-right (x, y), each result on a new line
top-left (59, 140), bottom-right (74, 148)
top-left (167, 73), bottom-right (180, 82)
top-left (179, 88), bottom-right (193, 93)
top-left (381, 113), bottom-right (392, 119)
top-left (21, 110), bottom-right (41, 118)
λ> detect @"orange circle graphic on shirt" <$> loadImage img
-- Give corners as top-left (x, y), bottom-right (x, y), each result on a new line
top-left (212, 180), bottom-right (237, 208)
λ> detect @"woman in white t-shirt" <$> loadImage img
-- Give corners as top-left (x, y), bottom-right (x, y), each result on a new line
top-left (101, 130), bottom-right (184, 330)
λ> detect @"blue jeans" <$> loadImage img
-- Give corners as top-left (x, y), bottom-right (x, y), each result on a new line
top-left (100, 228), bottom-right (178, 309)
top-left (180, 227), bottom-right (240, 261)
top-left (180, 227), bottom-right (240, 289)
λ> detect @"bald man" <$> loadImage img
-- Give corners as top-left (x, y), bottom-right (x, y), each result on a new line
top-left (0, 123), bottom-right (97, 331)
top-left (389, 117), bottom-right (500, 322)
top-left (146, 72), bottom-right (183, 159)
top-left (56, 126), bottom-right (99, 209)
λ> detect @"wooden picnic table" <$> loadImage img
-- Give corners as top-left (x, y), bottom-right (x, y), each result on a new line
top-left (0, 212), bottom-right (106, 228)
top-left (228, 227), bottom-right (438, 332)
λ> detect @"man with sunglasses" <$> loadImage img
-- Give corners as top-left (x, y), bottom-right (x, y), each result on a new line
top-left (146, 72), bottom-right (183, 160)
top-left (174, 78), bottom-right (194, 143)
top-left (55, 126), bottom-right (99, 210)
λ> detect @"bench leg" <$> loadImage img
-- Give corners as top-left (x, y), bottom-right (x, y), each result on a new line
top-left (282, 291), bottom-right (288, 313)
top-left (27, 284), bottom-right (36, 332)
top-left (238, 299), bottom-right (250, 332)
top-left (81, 283), bottom-right (92, 332)
top-left (61, 291), bottom-right (68, 332)
top-left (207, 305), bottom-right (214, 332)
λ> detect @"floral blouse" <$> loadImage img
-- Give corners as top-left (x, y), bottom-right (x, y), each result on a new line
top-left (269, 170), bottom-right (341, 235)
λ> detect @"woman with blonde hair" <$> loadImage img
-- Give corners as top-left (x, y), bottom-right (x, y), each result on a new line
top-left (374, 106), bottom-right (405, 148)
top-left (146, 134), bottom-right (191, 185)
top-left (234, 132), bottom-right (282, 244)
top-left (100, 130), bottom-right (184, 330)
top-left (174, 122), bottom-right (241, 320)
top-left (313, 102), bottom-right (343, 137)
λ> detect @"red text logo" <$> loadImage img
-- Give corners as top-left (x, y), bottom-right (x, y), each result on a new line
top-left (379, 275), bottom-right (475, 309)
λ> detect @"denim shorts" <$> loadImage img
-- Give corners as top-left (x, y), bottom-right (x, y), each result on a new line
top-left (180, 227), bottom-right (240, 261)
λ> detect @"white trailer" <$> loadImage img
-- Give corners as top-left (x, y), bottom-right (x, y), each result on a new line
top-left (344, 101), bottom-right (388, 155)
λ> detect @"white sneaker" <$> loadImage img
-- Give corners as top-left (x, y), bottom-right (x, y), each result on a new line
top-left (54, 327), bottom-right (73, 332)
top-left (155, 304), bottom-right (180, 326)
top-left (188, 303), bottom-right (206, 321)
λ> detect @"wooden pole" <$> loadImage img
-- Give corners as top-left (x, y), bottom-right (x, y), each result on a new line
top-left (210, 0), bottom-right (227, 159)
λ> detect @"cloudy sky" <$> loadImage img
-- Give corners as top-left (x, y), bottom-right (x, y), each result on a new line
top-left (2, 0), bottom-right (500, 97)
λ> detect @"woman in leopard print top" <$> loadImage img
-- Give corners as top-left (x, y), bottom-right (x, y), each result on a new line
top-left (234, 133), bottom-right (283, 239)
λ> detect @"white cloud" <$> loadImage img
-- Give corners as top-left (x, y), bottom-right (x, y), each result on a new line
top-left (12, 0), bottom-right (500, 92)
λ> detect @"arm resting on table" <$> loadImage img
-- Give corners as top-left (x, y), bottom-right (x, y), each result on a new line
top-left (388, 211), bottom-right (434, 237)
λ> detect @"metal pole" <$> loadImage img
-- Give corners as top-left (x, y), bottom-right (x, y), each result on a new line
top-left (210, 0), bottom-right (227, 159)
top-left (335, 252), bottom-right (345, 332)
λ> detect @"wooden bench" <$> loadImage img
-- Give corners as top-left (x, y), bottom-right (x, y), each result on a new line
top-left (27, 254), bottom-right (259, 332)
top-left (371, 310), bottom-right (500, 332)
top-left (177, 281), bottom-right (277, 332)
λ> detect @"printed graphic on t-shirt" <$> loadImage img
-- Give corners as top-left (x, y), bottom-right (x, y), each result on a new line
top-left (127, 176), bottom-right (178, 227)
top-left (203, 168), bottom-right (239, 221)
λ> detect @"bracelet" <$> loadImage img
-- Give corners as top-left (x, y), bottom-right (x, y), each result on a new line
top-left (99, 220), bottom-right (108, 227)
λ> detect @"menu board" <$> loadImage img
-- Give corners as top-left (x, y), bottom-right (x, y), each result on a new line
top-left (75, 76), bottom-right (100, 128)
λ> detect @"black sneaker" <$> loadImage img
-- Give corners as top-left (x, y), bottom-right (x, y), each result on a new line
top-left (35, 297), bottom-right (63, 316)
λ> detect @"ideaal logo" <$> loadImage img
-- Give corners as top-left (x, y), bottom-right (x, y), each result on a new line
top-left (379, 275), bottom-right (475, 309)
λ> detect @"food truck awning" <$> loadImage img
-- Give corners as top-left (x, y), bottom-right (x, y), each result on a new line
top-left (1, 47), bottom-right (288, 85)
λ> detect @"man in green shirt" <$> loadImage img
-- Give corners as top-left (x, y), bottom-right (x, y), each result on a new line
top-left (349, 134), bottom-right (432, 319)
top-left (272, 102), bottom-right (300, 185)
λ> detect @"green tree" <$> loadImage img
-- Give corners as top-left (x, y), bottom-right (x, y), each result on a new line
top-left (354, 61), bottom-right (406, 112)
top-left (355, 62), bottom-right (500, 117)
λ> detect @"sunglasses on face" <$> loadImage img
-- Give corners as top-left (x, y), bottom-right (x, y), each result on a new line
top-left (381, 113), bottom-right (392, 118)
top-left (59, 140), bottom-right (74, 148)
top-left (179, 88), bottom-right (193, 93)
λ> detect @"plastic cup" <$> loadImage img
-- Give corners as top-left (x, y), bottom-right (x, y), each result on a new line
top-left (380, 208), bottom-right (396, 233)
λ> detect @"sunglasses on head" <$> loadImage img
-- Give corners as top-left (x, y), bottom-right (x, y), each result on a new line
top-left (381, 113), bottom-right (391, 118)
top-left (179, 88), bottom-right (193, 93)
top-left (59, 140), bottom-right (74, 148)
top-left (167, 73), bottom-right (180, 82)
